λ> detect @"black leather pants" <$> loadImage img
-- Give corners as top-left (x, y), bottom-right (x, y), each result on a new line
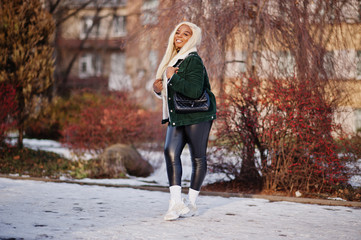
top-left (164, 120), bottom-right (213, 191)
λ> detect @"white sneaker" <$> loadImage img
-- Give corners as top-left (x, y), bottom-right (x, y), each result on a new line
top-left (186, 203), bottom-right (199, 217)
top-left (179, 199), bottom-right (199, 218)
top-left (164, 199), bottom-right (190, 221)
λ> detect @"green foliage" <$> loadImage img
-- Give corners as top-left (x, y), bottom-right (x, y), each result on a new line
top-left (0, 0), bottom-right (55, 147)
top-left (0, 145), bottom-right (73, 178)
top-left (68, 158), bottom-right (128, 179)
top-left (0, 144), bottom-right (129, 180)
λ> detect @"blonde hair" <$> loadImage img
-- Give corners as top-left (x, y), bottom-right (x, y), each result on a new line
top-left (156, 22), bottom-right (202, 79)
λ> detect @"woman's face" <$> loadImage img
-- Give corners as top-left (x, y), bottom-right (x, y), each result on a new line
top-left (174, 24), bottom-right (193, 50)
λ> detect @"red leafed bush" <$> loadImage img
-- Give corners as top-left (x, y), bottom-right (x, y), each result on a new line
top-left (62, 92), bottom-right (164, 154)
top-left (0, 83), bottom-right (17, 143)
top-left (213, 77), bottom-right (349, 195)
top-left (261, 78), bottom-right (348, 193)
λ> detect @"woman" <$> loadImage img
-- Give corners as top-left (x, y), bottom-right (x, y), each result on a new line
top-left (153, 22), bottom-right (216, 221)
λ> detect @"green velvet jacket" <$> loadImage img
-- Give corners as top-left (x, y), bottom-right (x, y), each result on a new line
top-left (166, 52), bottom-right (217, 127)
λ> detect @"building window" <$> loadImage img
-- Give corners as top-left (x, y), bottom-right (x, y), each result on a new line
top-left (225, 50), bottom-right (258, 77)
top-left (356, 50), bottom-right (361, 80)
top-left (80, 17), bottom-right (99, 39)
top-left (278, 51), bottom-right (295, 77)
top-left (141, 0), bottom-right (159, 25)
top-left (79, 53), bottom-right (102, 78)
top-left (113, 16), bottom-right (126, 36)
top-left (94, 55), bottom-right (102, 76)
top-left (354, 109), bottom-right (361, 132)
top-left (323, 51), bottom-right (335, 79)
top-left (109, 0), bottom-right (127, 6)
top-left (240, 51), bottom-right (250, 73)
top-left (109, 53), bottom-right (132, 91)
top-left (148, 50), bottom-right (158, 74)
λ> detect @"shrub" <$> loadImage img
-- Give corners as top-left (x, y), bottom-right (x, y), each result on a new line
top-left (61, 91), bottom-right (165, 154)
top-left (25, 90), bottom-right (105, 140)
top-left (212, 77), bottom-right (349, 195)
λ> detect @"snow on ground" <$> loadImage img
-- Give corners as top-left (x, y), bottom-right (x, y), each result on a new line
top-left (14, 138), bottom-right (228, 187)
top-left (8, 138), bottom-right (97, 161)
top-left (0, 178), bottom-right (360, 240)
top-left (2, 139), bottom-right (361, 239)
top-left (15, 138), bottom-right (361, 188)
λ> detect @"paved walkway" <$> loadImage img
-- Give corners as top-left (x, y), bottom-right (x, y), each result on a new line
top-left (1, 177), bottom-right (361, 240)
top-left (2, 174), bottom-right (361, 207)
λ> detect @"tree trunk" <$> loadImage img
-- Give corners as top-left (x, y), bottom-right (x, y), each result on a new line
top-left (17, 125), bottom-right (24, 149)
top-left (240, 138), bottom-right (262, 190)
top-left (16, 86), bottom-right (25, 149)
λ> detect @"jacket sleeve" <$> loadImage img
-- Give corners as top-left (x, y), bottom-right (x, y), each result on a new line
top-left (167, 56), bottom-right (204, 99)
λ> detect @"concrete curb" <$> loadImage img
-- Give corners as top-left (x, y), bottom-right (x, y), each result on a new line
top-left (1, 174), bottom-right (360, 208)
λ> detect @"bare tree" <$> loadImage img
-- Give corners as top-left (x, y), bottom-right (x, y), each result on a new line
top-left (216, 0), bottom-right (358, 193)
top-left (149, 0), bottom-right (359, 193)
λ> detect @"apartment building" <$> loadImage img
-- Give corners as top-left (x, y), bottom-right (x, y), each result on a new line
top-left (57, 0), bottom-right (127, 90)
top-left (55, 0), bottom-right (160, 108)
top-left (222, 1), bottom-right (361, 133)
top-left (55, 0), bottom-right (361, 132)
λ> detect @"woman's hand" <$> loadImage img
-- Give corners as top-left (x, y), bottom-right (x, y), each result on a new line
top-left (153, 78), bottom-right (163, 93)
top-left (166, 67), bottom-right (179, 79)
